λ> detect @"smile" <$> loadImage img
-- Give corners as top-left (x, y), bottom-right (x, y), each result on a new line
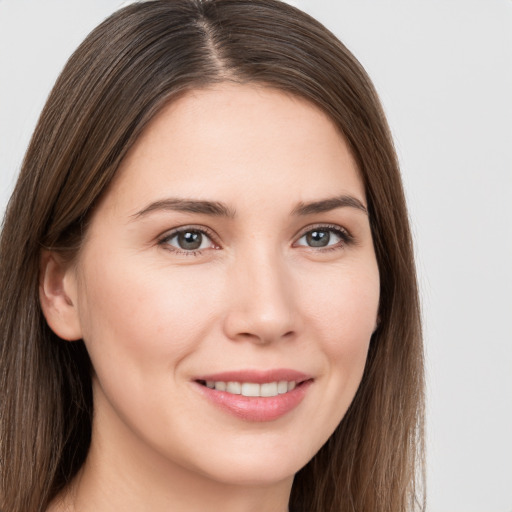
top-left (198, 380), bottom-right (297, 397)
top-left (193, 370), bottom-right (312, 422)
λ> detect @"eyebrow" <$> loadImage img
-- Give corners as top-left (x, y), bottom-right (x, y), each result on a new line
top-left (132, 198), bottom-right (236, 219)
top-left (292, 195), bottom-right (368, 216)
top-left (131, 194), bottom-right (367, 220)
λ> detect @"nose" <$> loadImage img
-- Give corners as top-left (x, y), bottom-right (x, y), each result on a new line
top-left (223, 248), bottom-right (299, 345)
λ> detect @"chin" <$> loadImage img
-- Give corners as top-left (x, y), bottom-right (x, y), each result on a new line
top-left (184, 434), bottom-right (318, 488)
top-left (201, 459), bottom-right (300, 488)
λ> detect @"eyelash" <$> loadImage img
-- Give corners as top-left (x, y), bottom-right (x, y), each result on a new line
top-left (158, 224), bottom-right (354, 256)
top-left (294, 224), bottom-right (354, 251)
top-left (158, 225), bottom-right (220, 256)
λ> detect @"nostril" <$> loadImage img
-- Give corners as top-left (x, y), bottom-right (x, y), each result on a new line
top-left (222, 301), bottom-right (298, 345)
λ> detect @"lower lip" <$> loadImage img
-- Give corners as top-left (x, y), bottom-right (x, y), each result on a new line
top-left (194, 380), bottom-right (313, 422)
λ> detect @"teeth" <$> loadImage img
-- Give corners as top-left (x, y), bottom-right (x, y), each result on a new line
top-left (277, 380), bottom-right (288, 394)
top-left (260, 382), bottom-right (278, 397)
top-left (204, 380), bottom-right (299, 397)
top-left (241, 382), bottom-right (260, 396)
top-left (226, 381), bottom-right (241, 394)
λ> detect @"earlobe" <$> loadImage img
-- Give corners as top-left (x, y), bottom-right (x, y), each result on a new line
top-left (39, 251), bottom-right (83, 341)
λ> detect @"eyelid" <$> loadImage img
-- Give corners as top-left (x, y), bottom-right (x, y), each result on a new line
top-left (156, 223), bottom-right (353, 254)
top-left (158, 224), bottom-right (221, 252)
top-left (292, 223), bottom-right (354, 248)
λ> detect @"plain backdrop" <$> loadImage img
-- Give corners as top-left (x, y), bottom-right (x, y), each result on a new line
top-left (1, 1), bottom-right (511, 511)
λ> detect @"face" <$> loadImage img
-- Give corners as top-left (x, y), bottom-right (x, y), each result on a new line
top-left (68, 84), bottom-right (379, 487)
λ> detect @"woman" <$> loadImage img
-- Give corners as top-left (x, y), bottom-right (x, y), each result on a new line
top-left (0, 0), bottom-right (424, 511)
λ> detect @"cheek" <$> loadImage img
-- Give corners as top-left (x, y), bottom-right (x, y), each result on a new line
top-left (324, 284), bottom-right (378, 363)
top-left (305, 261), bottom-right (379, 351)
top-left (301, 261), bottom-right (379, 415)
top-left (75, 253), bottom-right (223, 383)
top-left (74, 255), bottom-right (228, 453)
top-left (75, 259), bottom-right (203, 450)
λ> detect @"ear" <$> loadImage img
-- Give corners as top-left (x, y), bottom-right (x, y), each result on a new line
top-left (39, 251), bottom-right (83, 341)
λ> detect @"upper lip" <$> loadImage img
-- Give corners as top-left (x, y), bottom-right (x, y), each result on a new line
top-left (194, 369), bottom-right (312, 384)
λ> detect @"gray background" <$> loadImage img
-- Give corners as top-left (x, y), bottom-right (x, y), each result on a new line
top-left (1, 1), bottom-right (511, 510)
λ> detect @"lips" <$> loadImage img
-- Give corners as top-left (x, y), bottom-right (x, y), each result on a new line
top-left (193, 369), bottom-right (313, 422)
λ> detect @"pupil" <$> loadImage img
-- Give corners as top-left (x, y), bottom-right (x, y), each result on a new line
top-left (178, 231), bottom-right (202, 250)
top-left (307, 230), bottom-right (330, 247)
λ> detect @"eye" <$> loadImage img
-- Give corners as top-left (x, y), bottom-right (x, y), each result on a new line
top-left (160, 227), bottom-right (217, 254)
top-left (294, 225), bottom-right (351, 249)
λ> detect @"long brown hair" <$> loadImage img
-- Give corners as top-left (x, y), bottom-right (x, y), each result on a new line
top-left (0, 1), bottom-right (424, 510)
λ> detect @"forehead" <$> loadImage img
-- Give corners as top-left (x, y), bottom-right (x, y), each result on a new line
top-left (103, 83), bottom-right (365, 216)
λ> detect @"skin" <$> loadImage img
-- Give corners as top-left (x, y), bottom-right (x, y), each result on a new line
top-left (41, 83), bottom-right (380, 512)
